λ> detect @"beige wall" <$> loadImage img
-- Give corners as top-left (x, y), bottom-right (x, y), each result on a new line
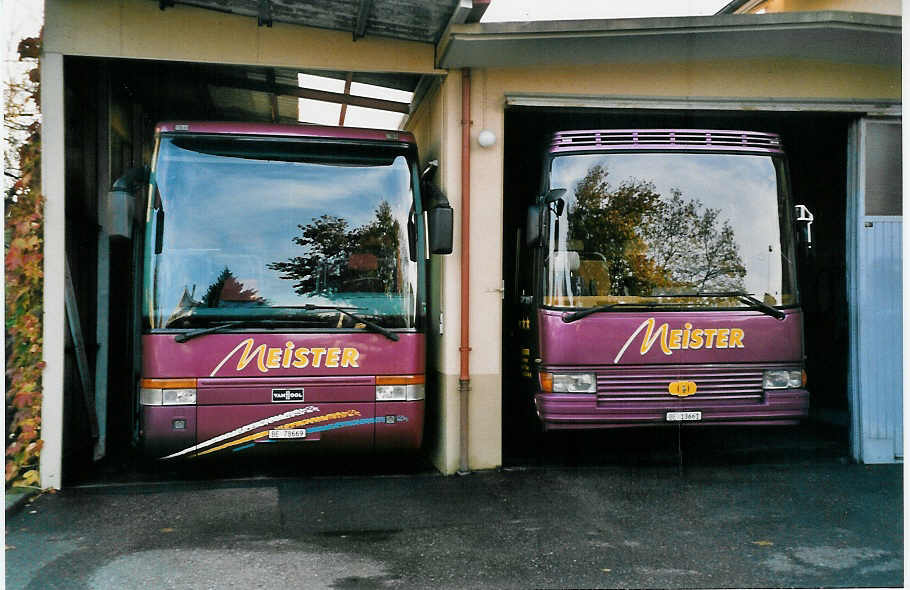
top-left (45, 0), bottom-right (441, 74)
top-left (407, 71), bottom-right (504, 474)
top-left (408, 77), bottom-right (461, 473)
top-left (485, 59), bottom-right (900, 102)
top-left (737, 0), bottom-right (901, 15)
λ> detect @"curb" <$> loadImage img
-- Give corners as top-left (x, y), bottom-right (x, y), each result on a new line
top-left (5, 489), bottom-right (39, 517)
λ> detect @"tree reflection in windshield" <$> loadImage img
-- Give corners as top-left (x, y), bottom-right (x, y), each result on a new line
top-left (144, 135), bottom-right (419, 330)
top-left (268, 201), bottom-right (402, 296)
top-left (202, 267), bottom-right (268, 307)
top-left (547, 152), bottom-right (794, 309)
top-left (640, 188), bottom-right (746, 295)
top-left (559, 164), bottom-right (746, 300)
top-left (564, 164), bottom-right (666, 296)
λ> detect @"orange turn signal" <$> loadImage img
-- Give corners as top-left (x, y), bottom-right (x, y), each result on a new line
top-left (538, 372), bottom-right (553, 393)
top-left (376, 375), bottom-right (425, 386)
top-left (140, 378), bottom-right (197, 389)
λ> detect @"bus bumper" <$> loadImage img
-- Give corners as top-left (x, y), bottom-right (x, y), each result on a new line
top-left (139, 405), bottom-right (197, 458)
top-left (139, 400), bottom-right (424, 459)
top-left (534, 388), bottom-right (810, 430)
top-left (375, 400), bottom-right (424, 451)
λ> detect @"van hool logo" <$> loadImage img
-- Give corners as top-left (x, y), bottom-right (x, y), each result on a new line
top-left (614, 318), bottom-right (744, 364)
top-left (210, 338), bottom-right (361, 376)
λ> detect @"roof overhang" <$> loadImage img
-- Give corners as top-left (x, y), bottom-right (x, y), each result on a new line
top-left (156, 0), bottom-right (489, 43)
top-left (142, 0), bottom-right (490, 125)
top-left (437, 11), bottom-right (901, 69)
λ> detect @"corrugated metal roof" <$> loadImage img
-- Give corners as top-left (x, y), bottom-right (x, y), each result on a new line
top-left (109, 59), bottom-right (421, 128)
top-left (149, 1), bottom-right (490, 126)
top-left (156, 0), bottom-right (487, 43)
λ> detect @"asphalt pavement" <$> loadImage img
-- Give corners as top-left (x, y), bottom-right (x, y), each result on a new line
top-left (5, 425), bottom-right (904, 589)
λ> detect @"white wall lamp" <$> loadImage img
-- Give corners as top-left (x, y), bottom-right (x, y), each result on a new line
top-left (477, 129), bottom-right (496, 148)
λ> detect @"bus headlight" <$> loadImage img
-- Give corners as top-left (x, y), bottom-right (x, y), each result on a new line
top-left (375, 376), bottom-right (425, 401)
top-left (762, 370), bottom-right (803, 389)
top-left (139, 388), bottom-right (197, 405)
top-left (539, 372), bottom-right (596, 393)
top-left (376, 384), bottom-right (425, 401)
top-left (140, 379), bottom-right (197, 405)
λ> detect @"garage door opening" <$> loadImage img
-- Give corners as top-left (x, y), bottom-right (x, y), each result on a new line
top-left (60, 56), bottom-right (432, 484)
top-left (501, 106), bottom-right (853, 466)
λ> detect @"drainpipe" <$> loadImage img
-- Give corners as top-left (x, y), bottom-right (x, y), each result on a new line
top-left (458, 68), bottom-right (472, 474)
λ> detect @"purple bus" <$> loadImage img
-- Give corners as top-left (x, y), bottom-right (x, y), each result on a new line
top-left (520, 129), bottom-right (813, 430)
top-left (136, 122), bottom-right (452, 459)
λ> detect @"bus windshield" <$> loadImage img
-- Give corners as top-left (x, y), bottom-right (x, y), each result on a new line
top-left (545, 152), bottom-right (798, 310)
top-left (144, 135), bottom-right (419, 330)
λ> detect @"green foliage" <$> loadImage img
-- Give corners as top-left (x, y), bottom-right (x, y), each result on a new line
top-left (6, 36), bottom-right (44, 488)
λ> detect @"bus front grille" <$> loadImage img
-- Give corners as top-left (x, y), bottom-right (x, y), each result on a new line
top-left (596, 366), bottom-right (764, 406)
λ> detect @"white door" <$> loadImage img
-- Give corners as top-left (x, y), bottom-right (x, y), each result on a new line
top-left (847, 118), bottom-right (902, 463)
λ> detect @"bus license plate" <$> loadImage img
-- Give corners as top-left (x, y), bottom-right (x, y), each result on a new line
top-left (666, 411), bottom-right (702, 422)
top-left (269, 429), bottom-right (307, 439)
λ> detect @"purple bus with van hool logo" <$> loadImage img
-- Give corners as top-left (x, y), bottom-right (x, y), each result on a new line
top-left (137, 122), bottom-right (452, 459)
top-left (518, 130), bottom-right (812, 430)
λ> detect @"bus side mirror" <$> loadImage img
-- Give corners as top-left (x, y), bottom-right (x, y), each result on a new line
top-left (107, 166), bottom-right (149, 239)
top-left (421, 159), bottom-right (439, 184)
top-left (795, 204), bottom-right (814, 251)
top-left (154, 208), bottom-right (165, 255)
top-left (107, 188), bottom-right (135, 239)
top-left (427, 206), bottom-right (454, 255)
top-left (526, 204), bottom-right (541, 247)
top-left (420, 171), bottom-right (453, 256)
top-left (545, 188), bottom-right (567, 210)
top-left (526, 189), bottom-right (566, 248)
top-left (408, 209), bottom-right (418, 262)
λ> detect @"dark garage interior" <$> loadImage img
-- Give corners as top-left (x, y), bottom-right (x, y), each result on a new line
top-left (501, 106), bottom-right (854, 466)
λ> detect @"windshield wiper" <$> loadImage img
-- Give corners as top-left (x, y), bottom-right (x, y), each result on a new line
top-left (175, 320), bottom-right (253, 343)
top-left (721, 292), bottom-right (786, 320)
top-left (646, 291), bottom-right (787, 320)
top-left (562, 301), bottom-right (668, 323)
top-left (174, 305), bottom-right (400, 343)
top-left (280, 304), bottom-right (400, 341)
top-left (175, 319), bottom-right (321, 343)
top-left (655, 291), bottom-right (785, 320)
top-left (561, 291), bottom-right (786, 323)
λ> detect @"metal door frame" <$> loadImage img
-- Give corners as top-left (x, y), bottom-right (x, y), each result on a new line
top-left (846, 116), bottom-right (903, 463)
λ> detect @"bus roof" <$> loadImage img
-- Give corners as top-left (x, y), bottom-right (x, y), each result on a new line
top-left (549, 129), bottom-right (783, 155)
top-left (155, 121), bottom-right (416, 144)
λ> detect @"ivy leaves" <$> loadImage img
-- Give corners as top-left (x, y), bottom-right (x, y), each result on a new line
top-left (6, 36), bottom-right (44, 489)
